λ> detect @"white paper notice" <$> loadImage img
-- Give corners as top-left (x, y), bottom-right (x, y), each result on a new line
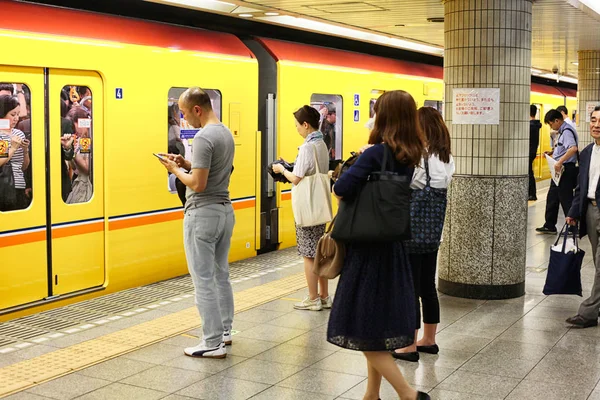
top-left (0, 119), bottom-right (10, 130)
top-left (452, 88), bottom-right (500, 125)
top-left (545, 153), bottom-right (562, 186)
top-left (586, 102), bottom-right (600, 123)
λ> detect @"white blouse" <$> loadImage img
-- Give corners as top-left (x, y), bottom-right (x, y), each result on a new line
top-left (411, 153), bottom-right (455, 190)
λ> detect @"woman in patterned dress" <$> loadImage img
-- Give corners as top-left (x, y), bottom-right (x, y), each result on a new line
top-left (272, 105), bottom-right (331, 311)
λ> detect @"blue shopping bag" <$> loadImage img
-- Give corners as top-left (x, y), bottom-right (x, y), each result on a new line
top-left (543, 224), bottom-right (584, 296)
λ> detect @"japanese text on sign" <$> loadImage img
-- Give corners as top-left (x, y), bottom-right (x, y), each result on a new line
top-left (452, 88), bottom-right (500, 125)
top-left (586, 102), bottom-right (600, 123)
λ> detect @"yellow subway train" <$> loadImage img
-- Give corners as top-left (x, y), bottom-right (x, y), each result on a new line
top-left (0, 1), bottom-right (576, 320)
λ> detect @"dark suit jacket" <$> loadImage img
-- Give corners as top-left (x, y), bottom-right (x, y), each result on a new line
top-left (568, 143), bottom-right (600, 238)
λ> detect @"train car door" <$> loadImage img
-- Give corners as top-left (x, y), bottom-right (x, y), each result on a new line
top-left (0, 67), bottom-right (47, 310)
top-left (48, 70), bottom-right (105, 295)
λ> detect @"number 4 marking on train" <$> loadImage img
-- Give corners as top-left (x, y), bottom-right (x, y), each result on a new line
top-left (115, 88), bottom-right (123, 100)
top-left (354, 110), bottom-right (360, 122)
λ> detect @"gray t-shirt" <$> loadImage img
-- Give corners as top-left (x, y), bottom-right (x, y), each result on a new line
top-left (185, 123), bottom-right (235, 211)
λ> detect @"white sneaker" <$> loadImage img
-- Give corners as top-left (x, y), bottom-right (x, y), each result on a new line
top-left (184, 341), bottom-right (227, 358)
top-left (223, 330), bottom-right (232, 346)
top-left (294, 296), bottom-right (323, 311)
top-left (321, 296), bottom-right (333, 309)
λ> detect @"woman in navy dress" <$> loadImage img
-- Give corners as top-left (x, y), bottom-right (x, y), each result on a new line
top-left (327, 91), bottom-right (430, 400)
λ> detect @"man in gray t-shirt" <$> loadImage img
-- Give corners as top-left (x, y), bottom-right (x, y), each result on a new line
top-left (159, 87), bottom-right (235, 359)
top-left (185, 123), bottom-right (234, 211)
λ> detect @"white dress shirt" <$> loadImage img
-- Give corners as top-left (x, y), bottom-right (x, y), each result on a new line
top-left (588, 144), bottom-right (600, 199)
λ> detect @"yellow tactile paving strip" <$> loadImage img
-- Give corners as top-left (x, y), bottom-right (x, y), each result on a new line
top-left (0, 272), bottom-right (308, 398)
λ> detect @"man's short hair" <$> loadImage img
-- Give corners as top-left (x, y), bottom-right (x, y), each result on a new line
top-left (557, 105), bottom-right (568, 115)
top-left (591, 105), bottom-right (600, 119)
top-left (0, 83), bottom-right (13, 94)
top-left (181, 87), bottom-right (212, 111)
top-left (544, 109), bottom-right (564, 124)
top-left (530, 104), bottom-right (537, 118)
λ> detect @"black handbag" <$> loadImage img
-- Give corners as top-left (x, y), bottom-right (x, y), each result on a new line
top-left (405, 158), bottom-right (448, 254)
top-left (331, 144), bottom-right (411, 242)
top-left (0, 161), bottom-right (17, 211)
top-left (543, 224), bottom-right (584, 296)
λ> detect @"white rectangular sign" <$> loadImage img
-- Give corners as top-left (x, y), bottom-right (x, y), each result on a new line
top-left (0, 119), bottom-right (10, 130)
top-left (586, 102), bottom-right (600, 122)
top-left (452, 88), bottom-right (500, 125)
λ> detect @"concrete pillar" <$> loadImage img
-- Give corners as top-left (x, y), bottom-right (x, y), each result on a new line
top-left (577, 51), bottom-right (600, 147)
top-left (438, 0), bottom-right (532, 299)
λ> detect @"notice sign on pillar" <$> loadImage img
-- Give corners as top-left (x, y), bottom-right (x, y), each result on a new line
top-left (452, 88), bottom-right (500, 125)
top-left (586, 102), bottom-right (600, 122)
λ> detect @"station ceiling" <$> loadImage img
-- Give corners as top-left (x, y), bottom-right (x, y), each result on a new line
top-left (150, 0), bottom-right (600, 83)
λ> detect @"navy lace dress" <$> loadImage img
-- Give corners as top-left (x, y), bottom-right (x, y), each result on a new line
top-left (327, 144), bottom-right (416, 351)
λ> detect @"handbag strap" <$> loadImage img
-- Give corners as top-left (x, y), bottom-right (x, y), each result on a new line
top-left (555, 223), bottom-right (578, 252)
top-left (424, 155), bottom-right (431, 188)
top-left (380, 144), bottom-right (395, 173)
top-left (326, 215), bottom-right (336, 233)
top-left (311, 143), bottom-right (323, 175)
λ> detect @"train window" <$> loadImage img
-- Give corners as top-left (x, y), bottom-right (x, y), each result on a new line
top-left (61, 85), bottom-right (93, 204)
top-left (0, 83), bottom-right (32, 212)
top-left (369, 99), bottom-right (377, 118)
top-left (424, 100), bottom-right (444, 112)
top-left (167, 87), bottom-right (222, 194)
top-left (310, 94), bottom-right (342, 160)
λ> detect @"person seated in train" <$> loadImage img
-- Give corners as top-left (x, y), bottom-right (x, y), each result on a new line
top-left (319, 103), bottom-right (336, 159)
top-left (272, 105), bottom-right (332, 311)
top-left (0, 95), bottom-right (30, 211)
top-left (65, 107), bottom-right (93, 204)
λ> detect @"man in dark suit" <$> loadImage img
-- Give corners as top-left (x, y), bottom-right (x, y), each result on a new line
top-left (565, 105), bottom-right (600, 328)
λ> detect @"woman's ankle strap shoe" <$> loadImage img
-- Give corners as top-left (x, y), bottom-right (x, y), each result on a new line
top-left (417, 391), bottom-right (431, 400)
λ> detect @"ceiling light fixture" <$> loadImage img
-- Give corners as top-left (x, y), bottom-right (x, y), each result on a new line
top-left (264, 12), bottom-right (280, 16)
top-left (572, 62), bottom-right (579, 66)
top-left (254, 15), bottom-right (444, 56)
top-left (239, 13), bottom-right (253, 17)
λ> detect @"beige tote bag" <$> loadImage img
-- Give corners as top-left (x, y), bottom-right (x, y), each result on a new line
top-left (291, 144), bottom-right (333, 227)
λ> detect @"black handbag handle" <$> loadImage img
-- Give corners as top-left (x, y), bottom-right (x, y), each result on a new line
top-left (380, 143), bottom-right (395, 173)
top-left (554, 223), bottom-right (579, 252)
top-left (424, 155), bottom-right (431, 188)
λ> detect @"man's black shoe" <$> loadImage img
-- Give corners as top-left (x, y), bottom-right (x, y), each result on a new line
top-left (528, 196), bottom-right (537, 201)
top-left (566, 315), bottom-right (598, 328)
top-left (536, 226), bottom-right (557, 234)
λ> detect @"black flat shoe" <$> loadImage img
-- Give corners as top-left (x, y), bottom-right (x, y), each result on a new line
top-left (536, 226), bottom-right (557, 234)
top-left (417, 391), bottom-right (431, 400)
top-left (416, 344), bottom-right (439, 354)
top-left (391, 351), bottom-right (419, 362)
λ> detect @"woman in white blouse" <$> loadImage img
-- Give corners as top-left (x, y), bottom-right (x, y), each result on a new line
top-left (394, 106), bottom-right (455, 362)
top-left (272, 106), bottom-right (331, 311)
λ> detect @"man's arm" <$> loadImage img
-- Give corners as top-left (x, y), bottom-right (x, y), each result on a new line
top-left (171, 167), bottom-right (209, 193)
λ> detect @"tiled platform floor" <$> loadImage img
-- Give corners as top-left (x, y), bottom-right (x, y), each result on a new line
top-left (5, 182), bottom-right (600, 400)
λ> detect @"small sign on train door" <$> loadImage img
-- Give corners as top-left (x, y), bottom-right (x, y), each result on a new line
top-left (354, 110), bottom-right (360, 122)
top-left (115, 88), bottom-right (123, 100)
top-left (354, 94), bottom-right (360, 107)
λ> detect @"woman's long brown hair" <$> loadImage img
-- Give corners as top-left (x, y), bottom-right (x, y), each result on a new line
top-left (418, 107), bottom-right (452, 163)
top-left (368, 90), bottom-right (424, 167)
